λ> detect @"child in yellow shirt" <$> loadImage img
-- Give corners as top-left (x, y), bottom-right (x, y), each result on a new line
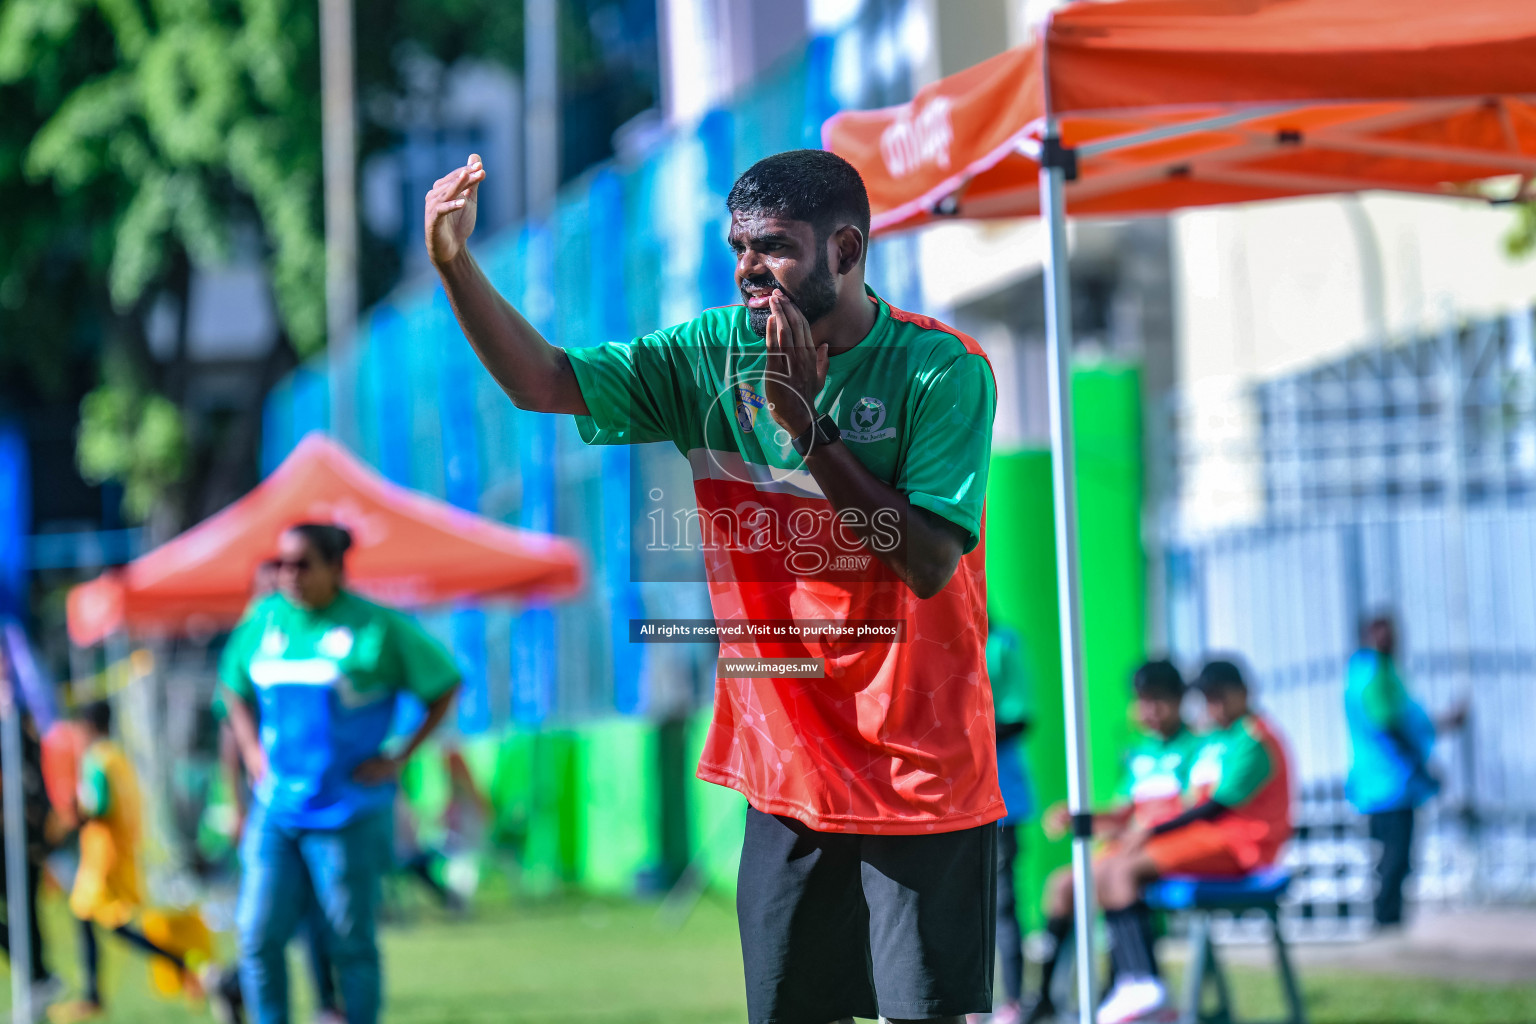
top-left (50, 702), bottom-right (242, 1024)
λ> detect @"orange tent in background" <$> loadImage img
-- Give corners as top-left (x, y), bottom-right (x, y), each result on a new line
top-left (826, 3), bottom-right (1536, 1016)
top-left (825, 0), bottom-right (1536, 232)
top-left (67, 433), bottom-right (585, 646)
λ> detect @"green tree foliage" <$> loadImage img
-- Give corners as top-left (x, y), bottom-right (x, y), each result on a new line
top-left (3, 0), bottom-right (326, 355)
top-left (76, 354), bottom-right (187, 523)
top-left (0, 1), bottom-right (127, 402)
top-left (0, 0), bottom-right (327, 525)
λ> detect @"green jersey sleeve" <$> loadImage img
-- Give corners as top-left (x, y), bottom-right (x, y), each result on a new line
top-left (384, 611), bottom-right (462, 704)
top-left (1211, 719), bottom-right (1274, 808)
top-left (1360, 656), bottom-right (1408, 729)
top-left (566, 325), bottom-right (702, 449)
top-left (78, 748), bottom-right (110, 818)
top-left (897, 354), bottom-right (996, 552)
top-left (218, 608), bottom-right (264, 702)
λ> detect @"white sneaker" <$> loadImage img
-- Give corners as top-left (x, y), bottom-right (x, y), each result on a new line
top-left (1097, 980), bottom-right (1139, 1024)
top-left (1127, 994), bottom-right (1178, 1024)
top-left (1098, 978), bottom-right (1172, 1024)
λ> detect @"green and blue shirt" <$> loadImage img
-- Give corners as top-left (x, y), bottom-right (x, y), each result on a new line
top-left (219, 591), bottom-right (460, 829)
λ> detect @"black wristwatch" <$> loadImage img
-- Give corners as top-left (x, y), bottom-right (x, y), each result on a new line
top-left (791, 413), bottom-right (841, 456)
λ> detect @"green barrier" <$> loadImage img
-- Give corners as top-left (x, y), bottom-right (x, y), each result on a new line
top-left (1073, 363), bottom-right (1143, 807)
top-left (687, 710), bottom-right (747, 895)
top-left (400, 746), bottom-right (450, 838)
top-left (487, 730), bottom-right (537, 855)
top-left (395, 723), bottom-right (676, 898)
top-left (986, 448), bottom-right (1062, 932)
top-left (521, 731), bottom-right (581, 893)
top-left (572, 719), bottom-right (663, 894)
top-left (985, 362), bottom-right (1146, 930)
top-left (458, 734), bottom-right (503, 799)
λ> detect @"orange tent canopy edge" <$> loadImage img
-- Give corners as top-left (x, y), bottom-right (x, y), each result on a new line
top-left (67, 433), bottom-right (587, 646)
top-left (823, 0), bottom-right (1536, 232)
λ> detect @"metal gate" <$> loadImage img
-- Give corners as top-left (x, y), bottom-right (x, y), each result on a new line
top-left (1160, 309), bottom-right (1536, 936)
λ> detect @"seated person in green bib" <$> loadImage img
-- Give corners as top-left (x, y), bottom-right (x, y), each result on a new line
top-left (219, 524), bottom-right (460, 1024)
top-left (1094, 660), bottom-right (1293, 1024)
top-left (1031, 660), bottom-right (1202, 1024)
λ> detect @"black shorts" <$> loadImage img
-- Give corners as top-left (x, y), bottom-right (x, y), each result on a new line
top-left (737, 807), bottom-right (997, 1024)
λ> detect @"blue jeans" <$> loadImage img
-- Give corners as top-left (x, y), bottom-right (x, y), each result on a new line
top-left (237, 804), bottom-right (391, 1024)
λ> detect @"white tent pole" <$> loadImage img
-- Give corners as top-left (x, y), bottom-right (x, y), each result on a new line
top-left (1039, 116), bottom-right (1097, 1024)
top-left (1, 671), bottom-right (32, 1022)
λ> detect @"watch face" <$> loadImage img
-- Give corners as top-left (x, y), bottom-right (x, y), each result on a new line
top-left (793, 415), bottom-right (840, 456)
top-left (810, 417), bottom-right (833, 451)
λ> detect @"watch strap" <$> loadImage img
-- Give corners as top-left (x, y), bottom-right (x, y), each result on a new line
top-left (792, 414), bottom-right (841, 456)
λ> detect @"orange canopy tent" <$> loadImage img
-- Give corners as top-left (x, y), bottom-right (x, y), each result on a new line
top-left (826, 0), bottom-right (1536, 231)
top-left (826, 2), bottom-right (1536, 1015)
top-left (67, 433), bottom-right (586, 646)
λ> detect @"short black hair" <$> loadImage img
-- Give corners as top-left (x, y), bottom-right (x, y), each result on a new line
top-left (287, 523), bottom-right (353, 568)
top-left (1195, 659), bottom-right (1248, 696)
top-left (76, 699), bottom-right (112, 735)
top-left (727, 150), bottom-right (872, 244)
top-left (1360, 611), bottom-right (1395, 641)
top-left (1133, 659), bottom-right (1186, 701)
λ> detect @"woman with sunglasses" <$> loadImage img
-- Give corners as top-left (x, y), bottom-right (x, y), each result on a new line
top-left (218, 523), bottom-right (460, 1024)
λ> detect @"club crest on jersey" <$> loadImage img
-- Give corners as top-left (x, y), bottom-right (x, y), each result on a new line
top-left (259, 625), bottom-right (288, 657)
top-left (320, 626), bottom-right (354, 659)
top-left (734, 383), bottom-right (766, 433)
top-left (844, 396), bottom-right (896, 443)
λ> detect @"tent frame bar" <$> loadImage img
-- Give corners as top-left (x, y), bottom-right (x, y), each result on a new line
top-left (1035, 93), bottom-right (1320, 1024)
top-left (1, 678), bottom-right (32, 1024)
top-left (1039, 93), bottom-right (1328, 1024)
top-left (1077, 103), bottom-right (1309, 158)
top-left (1072, 92), bottom-right (1536, 163)
top-left (1039, 114), bottom-right (1100, 1024)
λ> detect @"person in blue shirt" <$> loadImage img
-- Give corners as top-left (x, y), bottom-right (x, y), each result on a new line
top-left (220, 524), bottom-right (460, 1024)
top-left (985, 610), bottom-right (1033, 1024)
top-left (214, 558), bottom-right (345, 1024)
top-left (1345, 614), bottom-right (1465, 928)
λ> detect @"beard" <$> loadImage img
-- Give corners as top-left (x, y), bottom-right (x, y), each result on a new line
top-left (744, 248), bottom-right (840, 339)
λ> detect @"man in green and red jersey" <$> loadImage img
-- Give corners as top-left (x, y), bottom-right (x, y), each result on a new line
top-left (1094, 660), bottom-right (1293, 1024)
top-left (425, 149), bottom-right (1000, 1024)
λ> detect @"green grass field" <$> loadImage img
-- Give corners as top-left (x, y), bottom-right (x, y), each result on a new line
top-left (5, 894), bottom-right (1534, 1024)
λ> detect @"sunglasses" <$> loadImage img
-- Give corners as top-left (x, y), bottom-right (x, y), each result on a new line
top-left (269, 557), bottom-right (318, 573)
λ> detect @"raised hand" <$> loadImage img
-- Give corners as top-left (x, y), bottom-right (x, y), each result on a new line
top-left (426, 153), bottom-right (486, 268)
top-left (763, 292), bottom-right (828, 438)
